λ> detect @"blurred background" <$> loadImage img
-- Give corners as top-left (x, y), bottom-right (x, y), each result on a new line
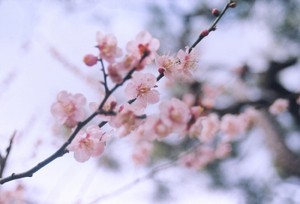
top-left (0, 0), bottom-right (300, 203)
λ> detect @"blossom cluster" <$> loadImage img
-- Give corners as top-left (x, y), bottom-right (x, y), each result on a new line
top-left (50, 29), bottom-right (290, 170)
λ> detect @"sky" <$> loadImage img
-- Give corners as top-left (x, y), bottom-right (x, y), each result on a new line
top-left (1, 0), bottom-right (299, 203)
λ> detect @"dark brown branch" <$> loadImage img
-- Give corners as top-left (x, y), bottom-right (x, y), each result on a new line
top-left (0, 51), bottom-right (150, 185)
top-left (259, 111), bottom-right (300, 178)
top-left (99, 58), bottom-right (109, 94)
top-left (0, 112), bottom-right (98, 184)
top-left (188, 1), bottom-right (235, 53)
top-left (0, 131), bottom-right (16, 178)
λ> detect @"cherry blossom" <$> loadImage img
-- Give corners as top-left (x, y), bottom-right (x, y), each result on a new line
top-left (107, 63), bottom-right (123, 84)
top-left (159, 98), bottom-right (190, 134)
top-left (155, 54), bottom-right (180, 80)
top-left (201, 84), bottom-right (223, 108)
top-left (96, 32), bottom-right (122, 63)
top-left (125, 72), bottom-right (159, 109)
top-left (67, 125), bottom-right (106, 162)
top-left (269, 98), bottom-right (289, 115)
top-left (182, 93), bottom-right (196, 107)
top-left (176, 47), bottom-right (200, 80)
top-left (189, 113), bottom-right (220, 143)
top-left (51, 91), bottom-right (86, 128)
top-left (118, 53), bottom-right (140, 72)
top-left (89, 95), bottom-right (117, 121)
top-left (126, 31), bottom-right (160, 69)
top-left (146, 115), bottom-right (171, 139)
top-left (180, 146), bottom-right (215, 170)
top-left (214, 142), bottom-right (232, 159)
top-left (110, 104), bottom-right (142, 137)
top-left (198, 113), bottom-right (220, 142)
top-left (220, 114), bottom-right (246, 140)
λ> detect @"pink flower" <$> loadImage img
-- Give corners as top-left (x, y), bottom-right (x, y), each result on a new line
top-left (143, 115), bottom-right (171, 139)
top-left (126, 31), bottom-right (160, 69)
top-left (110, 104), bottom-right (142, 137)
top-left (155, 54), bottom-right (180, 80)
top-left (189, 113), bottom-right (219, 142)
top-left (96, 32), bottom-right (122, 63)
top-left (269, 98), bottom-right (289, 115)
top-left (68, 125), bottom-right (106, 162)
top-left (125, 72), bottom-right (159, 109)
top-left (176, 47), bottom-right (199, 80)
top-left (214, 142), bottom-right (231, 159)
top-left (107, 63), bottom-right (123, 84)
top-left (89, 95), bottom-right (117, 121)
top-left (179, 146), bottom-right (215, 169)
top-left (160, 98), bottom-right (190, 134)
top-left (119, 53), bottom-right (140, 72)
top-left (220, 114), bottom-right (246, 139)
top-left (51, 91), bottom-right (86, 128)
top-left (199, 113), bottom-right (220, 142)
top-left (201, 84), bottom-right (223, 108)
top-left (188, 118), bottom-right (203, 139)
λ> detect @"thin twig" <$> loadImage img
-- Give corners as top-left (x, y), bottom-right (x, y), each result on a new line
top-left (99, 59), bottom-right (109, 94)
top-left (188, 1), bottom-right (235, 53)
top-left (0, 112), bottom-right (98, 185)
top-left (0, 131), bottom-right (16, 178)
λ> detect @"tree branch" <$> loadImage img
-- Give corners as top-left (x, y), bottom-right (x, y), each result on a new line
top-left (188, 1), bottom-right (235, 53)
top-left (0, 52), bottom-right (149, 185)
top-left (0, 131), bottom-right (16, 178)
top-left (0, 112), bottom-right (98, 184)
top-left (258, 110), bottom-right (300, 178)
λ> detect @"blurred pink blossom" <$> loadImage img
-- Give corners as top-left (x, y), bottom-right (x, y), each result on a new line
top-left (155, 54), bottom-right (180, 80)
top-left (176, 47), bottom-right (200, 80)
top-left (68, 125), bottom-right (106, 162)
top-left (220, 114), bottom-right (246, 139)
top-left (160, 98), bottom-right (190, 134)
top-left (51, 91), bottom-right (86, 128)
top-left (199, 113), bottom-right (220, 142)
top-left (269, 98), bottom-right (289, 115)
top-left (110, 104), bottom-right (142, 137)
top-left (96, 32), bottom-right (122, 63)
top-left (126, 31), bottom-right (160, 69)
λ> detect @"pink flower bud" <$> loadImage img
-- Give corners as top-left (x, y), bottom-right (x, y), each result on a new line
top-left (158, 68), bottom-right (165, 74)
top-left (200, 29), bottom-right (209, 37)
top-left (211, 8), bottom-right (220, 16)
top-left (110, 101), bottom-right (117, 111)
top-left (83, 54), bottom-right (98, 67)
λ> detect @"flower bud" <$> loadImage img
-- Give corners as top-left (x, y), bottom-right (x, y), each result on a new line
top-left (158, 68), bottom-right (165, 74)
top-left (200, 29), bottom-right (209, 37)
top-left (211, 8), bottom-right (220, 17)
top-left (83, 54), bottom-right (98, 67)
top-left (110, 101), bottom-right (117, 111)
